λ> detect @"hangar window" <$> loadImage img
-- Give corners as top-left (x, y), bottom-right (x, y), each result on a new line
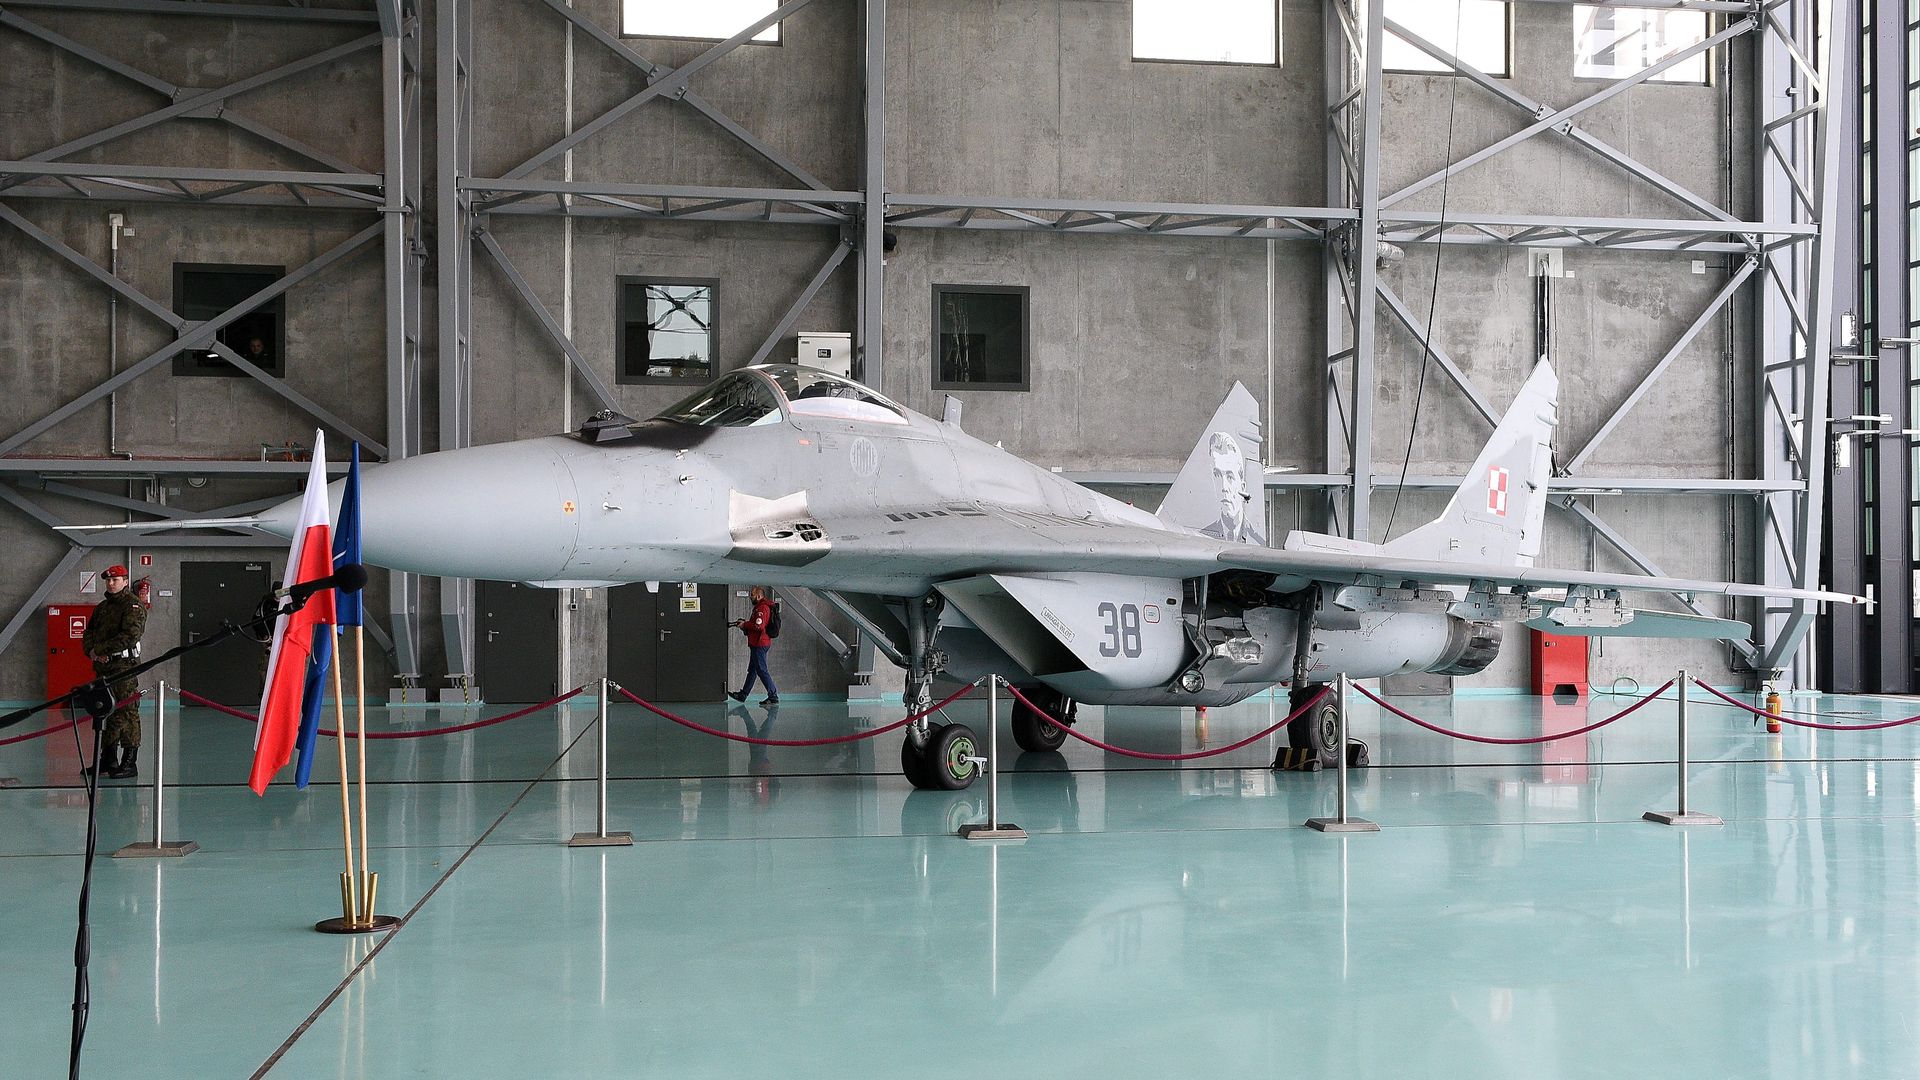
top-left (1132, 0), bottom-right (1277, 65)
top-left (1383, 1), bottom-right (1510, 78)
top-left (1573, 5), bottom-right (1710, 84)
top-left (621, 0), bottom-right (780, 43)
top-left (933, 286), bottom-right (1030, 392)
top-left (172, 264), bottom-right (285, 379)
top-left (618, 278), bottom-right (716, 385)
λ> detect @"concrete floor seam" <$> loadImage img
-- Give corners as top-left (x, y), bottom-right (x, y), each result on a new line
top-left (248, 719), bottom-right (602, 1079)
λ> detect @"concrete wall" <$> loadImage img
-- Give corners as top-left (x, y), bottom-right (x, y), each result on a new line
top-left (0, 0), bottom-right (1763, 702)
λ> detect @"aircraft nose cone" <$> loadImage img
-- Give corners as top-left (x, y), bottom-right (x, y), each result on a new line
top-left (262, 439), bottom-right (584, 582)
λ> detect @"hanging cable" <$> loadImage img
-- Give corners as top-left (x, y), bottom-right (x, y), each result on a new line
top-left (1383, 5), bottom-right (1467, 540)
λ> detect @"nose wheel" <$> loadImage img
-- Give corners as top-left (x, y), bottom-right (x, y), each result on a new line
top-left (1282, 685), bottom-right (1340, 769)
top-left (901, 723), bottom-right (979, 790)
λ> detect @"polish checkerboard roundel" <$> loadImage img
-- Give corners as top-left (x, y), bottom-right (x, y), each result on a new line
top-left (1486, 465), bottom-right (1510, 516)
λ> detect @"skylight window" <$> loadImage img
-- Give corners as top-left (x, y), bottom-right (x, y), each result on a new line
top-left (1573, 5), bottom-right (1709, 84)
top-left (1383, 1), bottom-right (1510, 78)
top-left (621, 0), bottom-right (780, 44)
top-left (1133, 0), bottom-right (1278, 66)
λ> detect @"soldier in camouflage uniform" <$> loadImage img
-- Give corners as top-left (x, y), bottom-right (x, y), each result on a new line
top-left (81, 564), bottom-right (146, 780)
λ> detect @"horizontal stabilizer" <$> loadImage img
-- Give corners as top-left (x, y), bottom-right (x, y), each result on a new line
top-left (1525, 608), bottom-right (1750, 640)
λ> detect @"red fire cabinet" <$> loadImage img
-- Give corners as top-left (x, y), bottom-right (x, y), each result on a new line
top-left (47, 604), bottom-right (96, 701)
top-left (1529, 629), bottom-right (1589, 698)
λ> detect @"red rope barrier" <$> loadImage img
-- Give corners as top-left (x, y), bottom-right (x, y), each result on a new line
top-left (1002, 682), bottom-right (1331, 761)
top-left (176, 686), bottom-right (588, 739)
top-left (1354, 679), bottom-right (1675, 746)
top-left (1691, 678), bottom-right (1920, 732)
top-left (613, 681), bottom-right (980, 746)
top-left (0, 691), bottom-right (144, 749)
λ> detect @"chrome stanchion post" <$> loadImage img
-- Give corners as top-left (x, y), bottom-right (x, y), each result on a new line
top-left (961, 676), bottom-right (1025, 840)
top-left (116, 680), bottom-right (197, 858)
top-left (1307, 673), bottom-right (1379, 833)
top-left (570, 676), bottom-right (632, 847)
top-left (1644, 669), bottom-right (1722, 827)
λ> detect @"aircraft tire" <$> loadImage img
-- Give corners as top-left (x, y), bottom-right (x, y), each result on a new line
top-left (1012, 688), bottom-right (1070, 752)
top-left (901, 735), bottom-right (938, 790)
top-left (927, 723), bottom-right (981, 790)
top-left (1287, 686), bottom-right (1340, 766)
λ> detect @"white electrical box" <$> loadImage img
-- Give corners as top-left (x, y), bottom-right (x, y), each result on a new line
top-left (795, 332), bottom-right (853, 378)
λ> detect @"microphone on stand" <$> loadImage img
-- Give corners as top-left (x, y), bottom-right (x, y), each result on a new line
top-left (280, 563), bottom-right (369, 605)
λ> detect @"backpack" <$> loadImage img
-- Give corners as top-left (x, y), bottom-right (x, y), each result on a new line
top-left (766, 600), bottom-right (782, 639)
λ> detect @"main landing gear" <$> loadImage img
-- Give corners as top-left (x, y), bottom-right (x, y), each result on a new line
top-left (1011, 686), bottom-right (1077, 752)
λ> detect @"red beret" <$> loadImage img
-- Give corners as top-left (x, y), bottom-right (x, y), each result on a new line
top-left (103, 565), bottom-right (129, 578)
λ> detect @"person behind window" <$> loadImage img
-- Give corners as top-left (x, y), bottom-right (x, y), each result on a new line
top-left (727, 586), bottom-right (779, 705)
top-left (242, 335), bottom-right (271, 367)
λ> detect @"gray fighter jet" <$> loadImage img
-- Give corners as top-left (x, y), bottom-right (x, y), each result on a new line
top-left (98, 362), bottom-right (1857, 789)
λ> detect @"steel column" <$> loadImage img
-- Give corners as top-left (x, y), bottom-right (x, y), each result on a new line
top-left (436, 0), bottom-right (475, 690)
top-left (859, 0), bottom-right (886, 388)
top-left (384, 0), bottom-right (425, 680)
top-left (1345, 0), bottom-right (1386, 540)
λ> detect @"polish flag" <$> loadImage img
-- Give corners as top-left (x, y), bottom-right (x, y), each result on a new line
top-left (249, 431), bottom-right (337, 795)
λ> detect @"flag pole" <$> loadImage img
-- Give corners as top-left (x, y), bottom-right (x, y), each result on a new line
top-left (329, 640), bottom-right (358, 925)
top-left (354, 625), bottom-right (374, 924)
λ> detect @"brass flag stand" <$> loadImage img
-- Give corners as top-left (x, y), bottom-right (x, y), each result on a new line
top-left (315, 628), bottom-right (399, 934)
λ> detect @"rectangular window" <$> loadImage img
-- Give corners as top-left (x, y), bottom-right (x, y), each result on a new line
top-left (617, 278), bottom-right (716, 385)
top-left (1384, 1), bottom-right (1510, 77)
top-left (1133, 0), bottom-right (1277, 65)
top-left (172, 264), bottom-right (285, 378)
top-left (1573, 6), bottom-right (1709, 84)
top-left (933, 285), bottom-right (1030, 392)
top-left (621, 0), bottom-right (779, 43)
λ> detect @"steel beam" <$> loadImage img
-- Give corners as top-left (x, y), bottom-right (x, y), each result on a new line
top-left (1756, 0), bottom-right (1847, 681)
top-left (8, 0), bottom-right (378, 21)
top-left (0, 33), bottom-right (383, 188)
top-left (1381, 16), bottom-right (1738, 224)
top-left (503, 0), bottom-right (819, 181)
top-left (0, 222), bottom-right (382, 456)
top-left (474, 229), bottom-right (618, 413)
top-left (1564, 259), bottom-right (1758, 473)
top-left (859, 0), bottom-right (885, 388)
top-left (1346, 0), bottom-right (1386, 540)
top-left (384, 0), bottom-right (425, 678)
top-left (436, 0), bottom-right (475, 685)
top-left (1375, 281), bottom-right (1500, 428)
top-left (747, 239), bottom-right (854, 366)
top-left (1382, 17), bottom-right (1757, 209)
top-left (533, 0), bottom-right (829, 192)
top-left (0, 546), bottom-right (88, 662)
top-left (0, 459), bottom-right (349, 477)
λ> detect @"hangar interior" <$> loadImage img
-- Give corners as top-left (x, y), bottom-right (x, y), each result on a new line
top-left (6, 1), bottom-right (1920, 1077)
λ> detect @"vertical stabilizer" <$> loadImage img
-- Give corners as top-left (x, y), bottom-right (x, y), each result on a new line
top-left (1382, 360), bottom-right (1558, 565)
top-left (1157, 383), bottom-right (1267, 545)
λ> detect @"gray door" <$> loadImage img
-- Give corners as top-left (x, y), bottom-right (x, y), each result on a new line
top-left (181, 561), bottom-right (272, 706)
top-left (608, 583), bottom-right (729, 701)
top-left (475, 580), bottom-right (558, 703)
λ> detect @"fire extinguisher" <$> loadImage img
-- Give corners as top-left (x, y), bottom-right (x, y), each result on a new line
top-left (1763, 686), bottom-right (1783, 735)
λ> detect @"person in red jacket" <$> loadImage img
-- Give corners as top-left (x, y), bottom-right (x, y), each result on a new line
top-left (728, 586), bottom-right (779, 705)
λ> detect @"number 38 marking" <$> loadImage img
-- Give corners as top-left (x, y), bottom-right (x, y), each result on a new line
top-left (1098, 602), bottom-right (1143, 658)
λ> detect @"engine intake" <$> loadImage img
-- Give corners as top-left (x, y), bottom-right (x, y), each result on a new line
top-left (1429, 618), bottom-right (1502, 676)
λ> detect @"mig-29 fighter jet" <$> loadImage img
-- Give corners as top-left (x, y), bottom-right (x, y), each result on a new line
top-left (108, 362), bottom-right (1857, 790)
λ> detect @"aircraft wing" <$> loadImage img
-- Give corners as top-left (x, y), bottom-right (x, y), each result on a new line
top-left (1213, 546), bottom-right (1862, 606)
top-left (787, 503), bottom-right (1861, 607)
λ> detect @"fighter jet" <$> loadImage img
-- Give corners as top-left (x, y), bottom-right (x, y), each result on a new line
top-left (92, 362), bottom-right (1857, 789)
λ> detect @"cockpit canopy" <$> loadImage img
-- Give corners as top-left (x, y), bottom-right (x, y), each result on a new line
top-left (654, 366), bottom-right (908, 428)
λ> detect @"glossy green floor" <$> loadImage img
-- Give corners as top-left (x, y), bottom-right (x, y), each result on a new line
top-left (5, 685), bottom-right (1919, 1079)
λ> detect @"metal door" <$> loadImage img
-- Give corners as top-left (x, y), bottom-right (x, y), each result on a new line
top-left (46, 604), bottom-right (96, 701)
top-left (475, 580), bottom-right (558, 703)
top-left (606, 583), bottom-right (658, 699)
top-left (180, 561), bottom-right (272, 705)
top-left (608, 583), bottom-right (729, 701)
